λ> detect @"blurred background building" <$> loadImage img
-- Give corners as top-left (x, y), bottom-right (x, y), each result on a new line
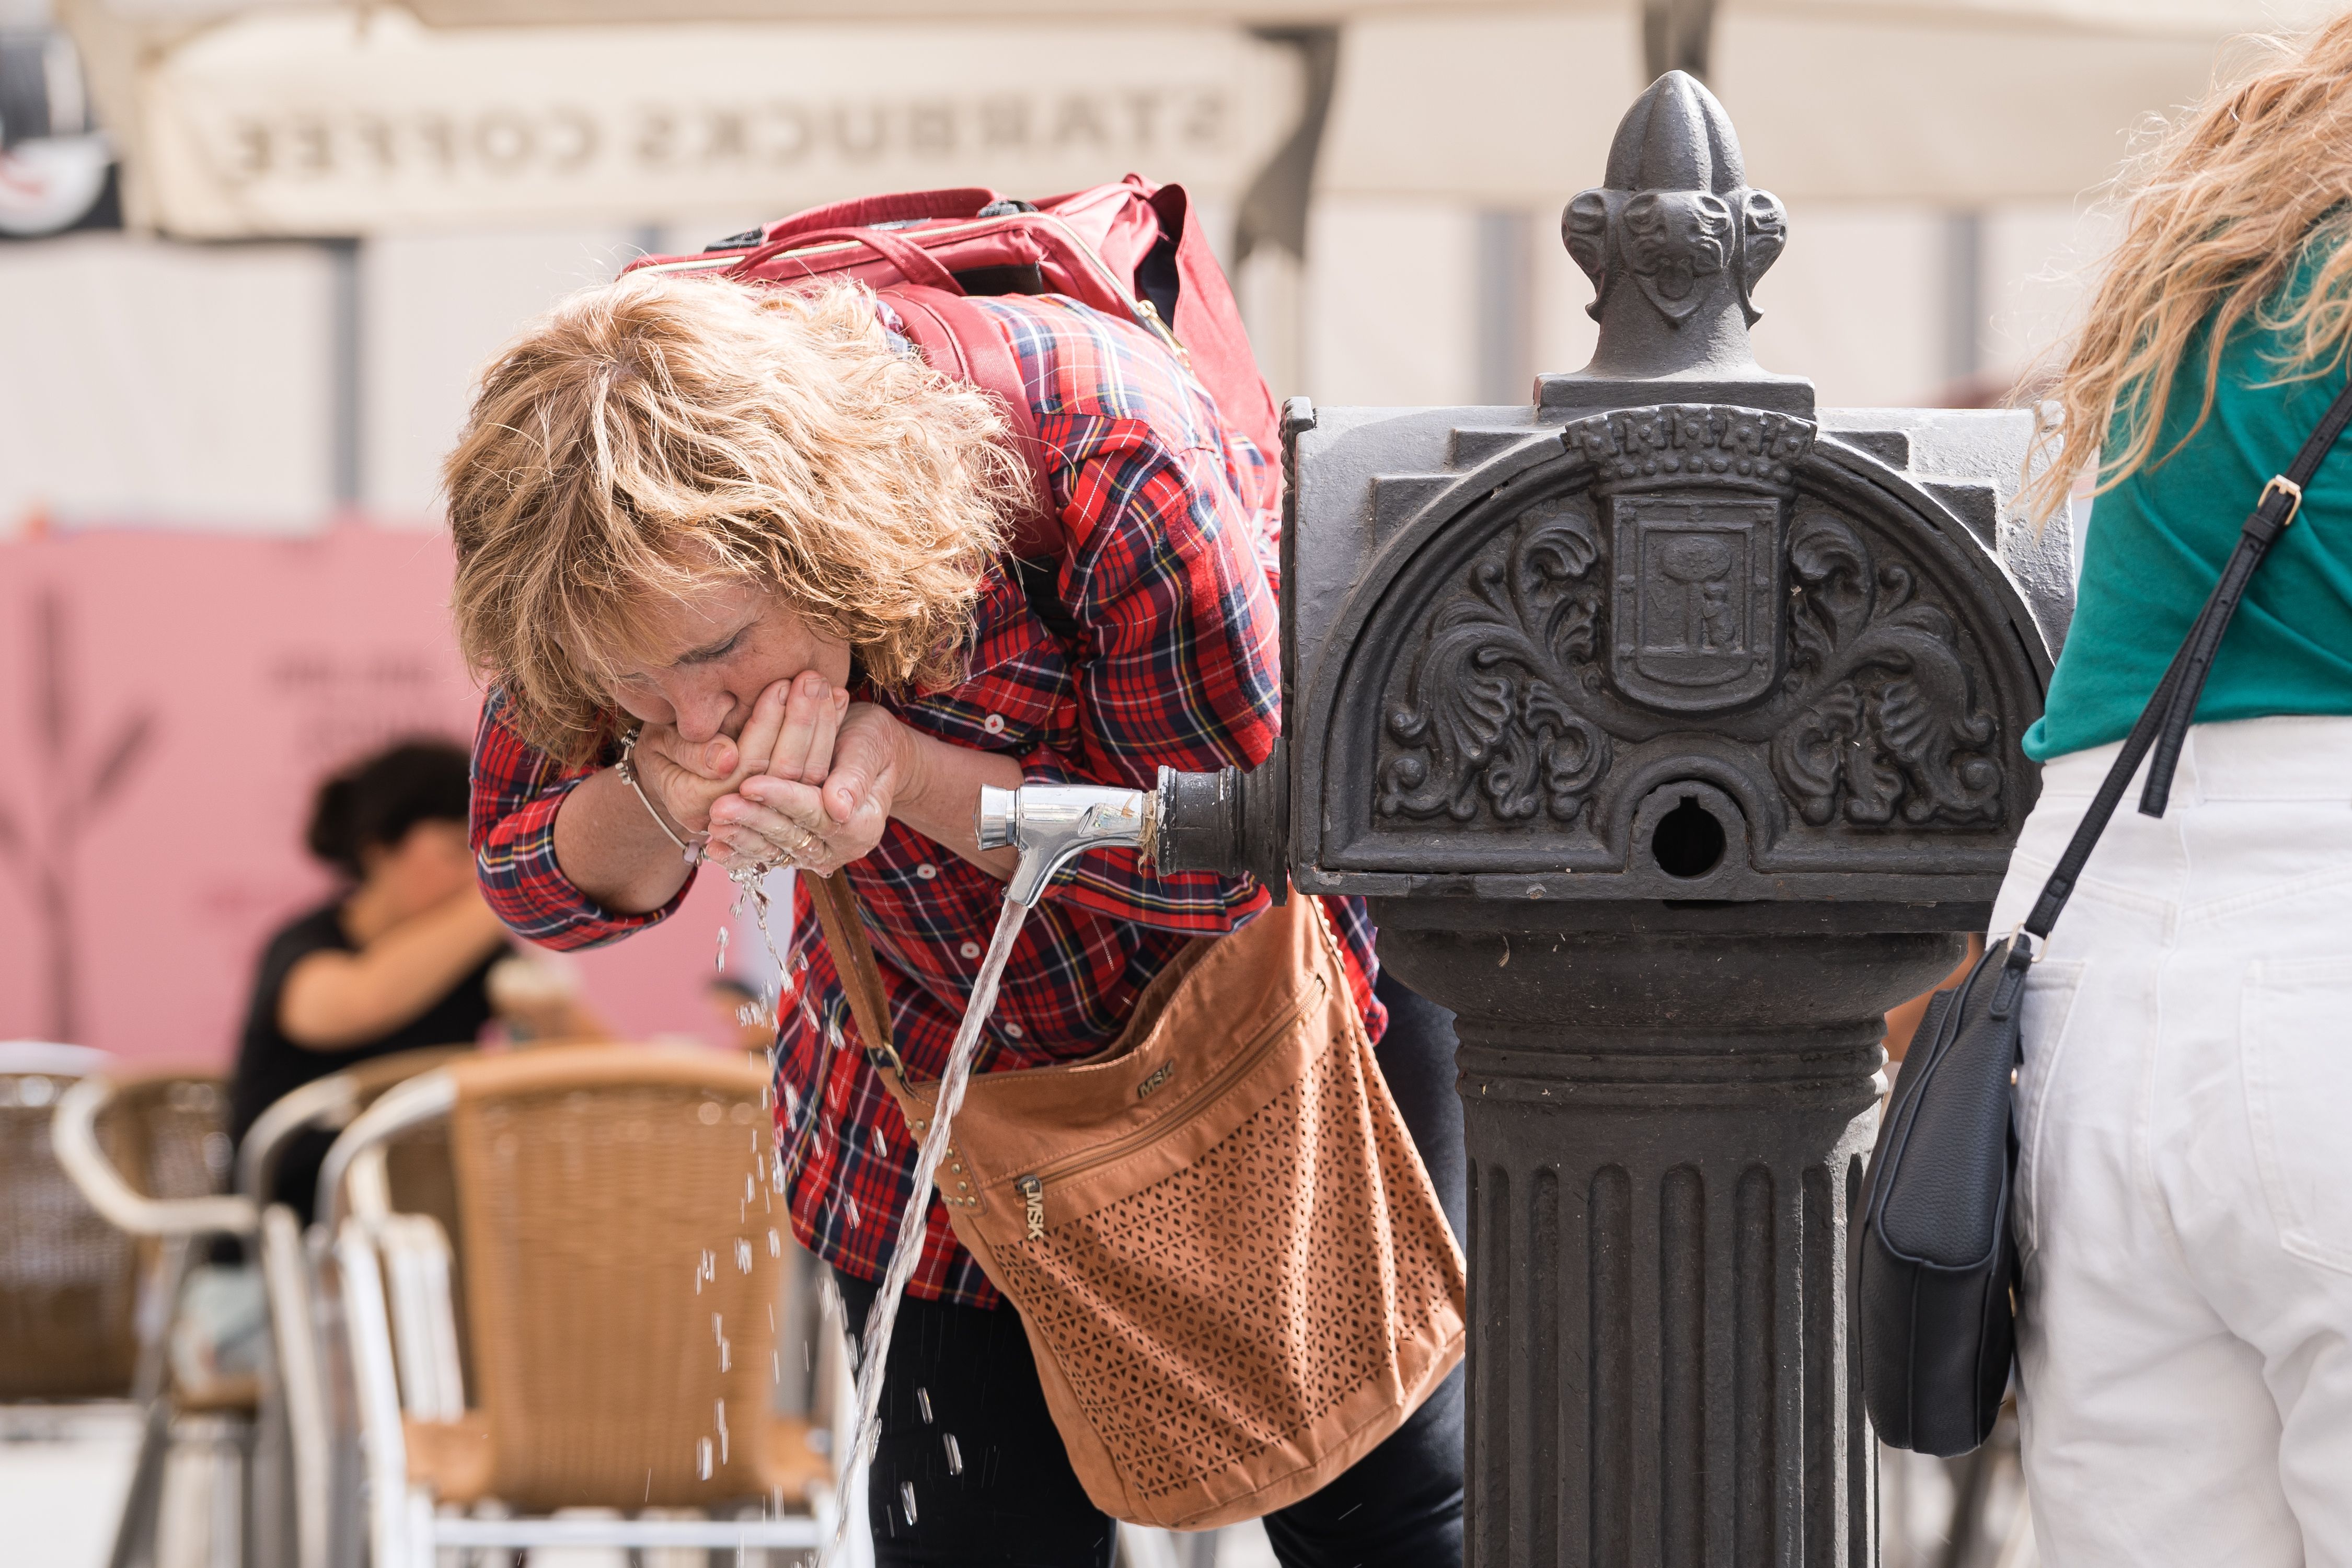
top-left (0, 0), bottom-right (2333, 1060)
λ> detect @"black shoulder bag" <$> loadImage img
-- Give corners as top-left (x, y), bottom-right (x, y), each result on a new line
top-left (1854, 378), bottom-right (2352, 1457)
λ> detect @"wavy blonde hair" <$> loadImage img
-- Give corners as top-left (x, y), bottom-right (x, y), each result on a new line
top-left (2022, 14), bottom-right (2352, 523)
top-left (445, 272), bottom-right (1022, 764)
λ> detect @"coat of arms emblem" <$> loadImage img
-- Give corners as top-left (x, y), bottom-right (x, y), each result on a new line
top-left (1610, 494), bottom-right (1781, 710)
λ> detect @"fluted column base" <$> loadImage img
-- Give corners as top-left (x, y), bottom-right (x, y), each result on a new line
top-left (1377, 924), bottom-right (1965, 1568)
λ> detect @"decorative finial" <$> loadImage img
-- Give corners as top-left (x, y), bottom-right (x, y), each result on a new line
top-left (1543, 71), bottom-right (1806, 414)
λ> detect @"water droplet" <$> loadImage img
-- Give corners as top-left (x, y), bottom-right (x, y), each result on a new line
top-left (697, 1438), bottom-right (713, 1480)
top-left (715, 1399), bottom-right (729, 1463)
top-left (713, 1312), bottom-right (724, 1344)
top-left (844, 1195), bottom-right (862, 1229)
top-left (915, 1387), bottom-right (933, 1425)
top-left (735, 1239), bottom-right (753, 1273)
top-left (767, 1228), bottom-right (782, 1257)
top-left (871, 1126), bottom-right (889, 1158)
top-left (715, 927), bottom-right (730, 973)
top-left (942, 1433), bottom-right (963, 1475)
top-left (900, 1482), bottom-right (919, 1525)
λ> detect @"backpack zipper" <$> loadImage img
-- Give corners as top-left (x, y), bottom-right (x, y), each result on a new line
top-left (1133, 297), bottom-right (1192, 367)
top-left (1010, 973), bottom-right (1325, 1239)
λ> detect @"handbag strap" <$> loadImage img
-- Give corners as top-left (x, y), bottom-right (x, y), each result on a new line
top-left (804, 871), bottom-right (926, 1126)
top-left (1991, 376), bottom-right (2352, 1011)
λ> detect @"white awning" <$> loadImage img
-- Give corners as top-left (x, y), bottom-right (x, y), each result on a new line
top-left (1315, 6), bottom-right (2287, 205)
top-left (72, 6), bottom-right (1302, 236)
top-left (57, 0), bottom-right (2339, 236)
top-left (85, 0), bottom-right (2341, 30)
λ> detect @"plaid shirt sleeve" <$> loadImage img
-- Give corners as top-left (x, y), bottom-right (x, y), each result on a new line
top-left (468, 687), bottom-right (696, 950)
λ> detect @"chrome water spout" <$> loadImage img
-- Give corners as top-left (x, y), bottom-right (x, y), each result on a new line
top-left (973, 783), bottom-right (1155, 907)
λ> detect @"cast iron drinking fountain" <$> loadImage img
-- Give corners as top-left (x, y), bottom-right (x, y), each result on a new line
top-left (1149, 71), bottom-right (2074, 1565)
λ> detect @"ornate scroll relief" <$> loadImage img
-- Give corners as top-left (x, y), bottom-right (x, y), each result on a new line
top-left (1375, 404), bottom-right (2006, 837)
top-left (1770, 512), bottom-right (2003, 827)
top-left (1377, 500), bottom-right (1613, 824)
top-left (1379, 406), bottom-right (1807, 826)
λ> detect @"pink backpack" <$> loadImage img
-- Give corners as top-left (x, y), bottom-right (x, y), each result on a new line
top-left (624, 177), bottom-right (1276, 566)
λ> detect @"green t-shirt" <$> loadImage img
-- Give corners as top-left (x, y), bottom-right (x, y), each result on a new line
top-left (2026, 268), bottom-right (2352, 762)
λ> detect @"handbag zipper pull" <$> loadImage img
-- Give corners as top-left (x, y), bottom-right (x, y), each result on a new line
top-left (1016, 1175), bottom-right (1045, 1241)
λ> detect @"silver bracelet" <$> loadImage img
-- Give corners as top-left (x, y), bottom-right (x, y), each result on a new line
top-left (616, 726), bottom-right (704, 865)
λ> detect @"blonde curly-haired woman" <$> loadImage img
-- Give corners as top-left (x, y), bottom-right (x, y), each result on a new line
top-left (445, 274), bottom-right (1465, 1565)
top-left (1996, 18), bottom-right (2352, 1563)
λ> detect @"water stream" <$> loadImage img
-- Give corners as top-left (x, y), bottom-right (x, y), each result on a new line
top-left (822, 894), bottom-right (1032, 1565)
top-left (725, 859), bottom-right (1032, 1559)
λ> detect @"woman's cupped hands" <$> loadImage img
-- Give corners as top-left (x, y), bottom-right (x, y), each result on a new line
top-left (630, 672), bottom-right (915, 879)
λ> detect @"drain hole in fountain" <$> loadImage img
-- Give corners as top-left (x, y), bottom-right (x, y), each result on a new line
top-left (1651, 794), bottom-right (1725, 879)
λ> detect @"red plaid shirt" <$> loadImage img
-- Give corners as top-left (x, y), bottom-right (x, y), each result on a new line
top-left (469, 293), bottom-right (1384, 1307)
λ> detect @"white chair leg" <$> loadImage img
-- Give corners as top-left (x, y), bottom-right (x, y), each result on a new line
top-left (260, 1206), bottom-right (331, 1568)
top-left (404, 1488), bottom-right (436, 1568)
top-left (332, 1224), bottom-right (411, 1568)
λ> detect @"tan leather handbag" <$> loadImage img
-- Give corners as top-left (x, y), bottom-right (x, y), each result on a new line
top-left (806, 873), bottom-right (1466, 1531)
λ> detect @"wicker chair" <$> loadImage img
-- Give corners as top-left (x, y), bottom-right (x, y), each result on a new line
top-left (235, 1045), bottom-right (474, 1568)
top-left (51, 1064), bottom-right (262, 1568)
top-left (321, 1045), bottom-right (839, 1565)
top-left (1, 1043), bottom-right (139, 1402)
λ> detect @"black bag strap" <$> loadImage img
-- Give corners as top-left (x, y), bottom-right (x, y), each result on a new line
top-left (1991, 376), bottom-right (2352, 1011)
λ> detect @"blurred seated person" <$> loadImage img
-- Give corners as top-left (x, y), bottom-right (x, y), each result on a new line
top-left (230, 740), bottom-right (509, 1220)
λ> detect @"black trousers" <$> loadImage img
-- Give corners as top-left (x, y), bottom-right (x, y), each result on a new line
top-left (835, 970), bottom-right (1467, 1568)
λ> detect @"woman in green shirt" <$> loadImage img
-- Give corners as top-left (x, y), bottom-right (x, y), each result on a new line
top-left (1990, 18), bottom-right (2352, 1565)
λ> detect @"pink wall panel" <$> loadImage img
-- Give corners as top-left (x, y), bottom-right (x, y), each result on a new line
top-left (0, 528), bottom-right (739, 1067)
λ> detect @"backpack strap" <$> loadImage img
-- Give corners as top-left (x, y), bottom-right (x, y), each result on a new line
top-left (881, 285), bottom-right (1085, 647)
top-left (879, 285), bottom-right (1063, 563)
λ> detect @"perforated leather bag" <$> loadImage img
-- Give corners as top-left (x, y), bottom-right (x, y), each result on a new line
top-left (813, 880), bottom-right (1466, 1530)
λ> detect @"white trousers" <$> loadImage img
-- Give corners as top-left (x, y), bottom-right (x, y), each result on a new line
top-left (1986, 714), bottom-right (2352, 1567)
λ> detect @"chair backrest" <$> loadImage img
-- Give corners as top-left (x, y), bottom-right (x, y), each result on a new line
top-left (0, 1045), bottom-right (136, 1399)
top-left (442, 1047), bottom-right (781, 1511)
top-left (246, 1045), bottom-right (478, 1385)
top-left (352, 1050), bottom-right (477, 1390)
top-left (99, 1070), bottom-right (236, 1206)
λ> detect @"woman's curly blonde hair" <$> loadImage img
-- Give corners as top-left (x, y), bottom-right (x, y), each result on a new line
top-left (445, 271), bottom-right (1023, 764)
top-left (2022, 14), bottom-right (2352, 523)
